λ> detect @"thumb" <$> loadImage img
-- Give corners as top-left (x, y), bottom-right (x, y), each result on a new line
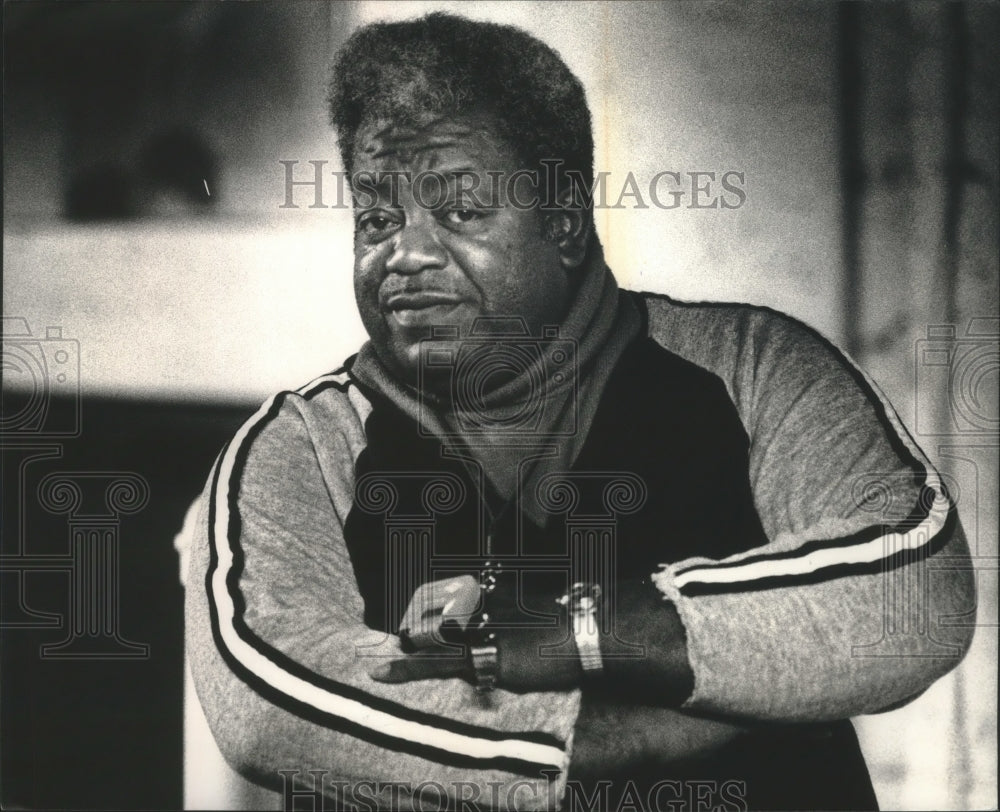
top-left (368, 652), bottom-right (467, 683)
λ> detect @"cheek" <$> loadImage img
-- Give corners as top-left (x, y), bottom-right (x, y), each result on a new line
top-left (353, 252), bottom-right (385, 328)
top-left (506, 238), bottom-right (563, 300)
top-left (459, 246), bottom-right (559, 323)
top-left (353, 243), bottom-right (383, 291)
top-left (352, 263), bottom-right (369, 305)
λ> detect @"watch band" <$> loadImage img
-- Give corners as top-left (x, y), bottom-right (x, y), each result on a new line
top-left (559, 582), bottom-right (603, 675)
top-left (468, 612), bottom-right (498, 693)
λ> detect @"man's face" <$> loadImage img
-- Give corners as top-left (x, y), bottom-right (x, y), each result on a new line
top-left (351, 114), bottom-right (571, 383)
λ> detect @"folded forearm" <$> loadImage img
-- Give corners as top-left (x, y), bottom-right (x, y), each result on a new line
top-left (598, 577), bottom-right (694, 707)
top-left (489, 576), bottom-right (692, 705)
top-left (570, 698), bottom-right (747, 780)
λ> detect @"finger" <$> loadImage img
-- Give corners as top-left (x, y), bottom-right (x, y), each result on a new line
top-left (437, 618), bottom-right (466, 646)
top-left (401, 576), bottom-right (476, 636)
top-left (368, 654), bottom-right (467, 684)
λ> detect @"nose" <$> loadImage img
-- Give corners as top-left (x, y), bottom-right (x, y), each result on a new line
top-left (385, 215), bottom-right (448, 275)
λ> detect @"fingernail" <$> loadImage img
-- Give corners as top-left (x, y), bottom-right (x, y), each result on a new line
top-left (369, 663), bottom-right (391, 680)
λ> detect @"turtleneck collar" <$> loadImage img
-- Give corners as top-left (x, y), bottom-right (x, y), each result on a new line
top-left (349, 237), bottom-right (641, 520)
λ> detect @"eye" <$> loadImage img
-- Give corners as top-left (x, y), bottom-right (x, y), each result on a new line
top-left (443, 208), bottom-right (483, 226)
top-left (356, 211), bottom-right (400, 239)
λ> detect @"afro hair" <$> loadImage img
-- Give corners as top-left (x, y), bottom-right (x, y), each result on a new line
top-left (328, 12), bottom-right (594, 196)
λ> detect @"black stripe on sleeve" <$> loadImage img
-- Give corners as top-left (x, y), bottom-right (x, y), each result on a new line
top-left (642, 293), bottom-right (951, 596)
top-left (205, 384), bottom-right (564, 776)
top-left (678, 504), bottom-right (956, 598)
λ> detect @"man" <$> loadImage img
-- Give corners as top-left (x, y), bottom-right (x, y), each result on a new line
top-left (187, 13), bottom-right (975, 811)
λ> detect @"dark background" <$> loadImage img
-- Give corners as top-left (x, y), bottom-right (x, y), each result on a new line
top-left (1, 395), bottom-right (253, 808)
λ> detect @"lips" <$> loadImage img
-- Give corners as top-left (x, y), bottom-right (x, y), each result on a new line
top-left (383, 290), bottom-right (466, 327)
top-left (385, 291), bottom-right (462, 310)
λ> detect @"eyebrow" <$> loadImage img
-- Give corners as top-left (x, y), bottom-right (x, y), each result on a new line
top-left (359, 168), bottom-right (484, 192)
top-left (368, 137), bottom-right (469, 161)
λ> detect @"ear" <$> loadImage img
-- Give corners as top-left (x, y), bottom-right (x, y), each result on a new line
top-left (544, 186), bottom-right (592, 271)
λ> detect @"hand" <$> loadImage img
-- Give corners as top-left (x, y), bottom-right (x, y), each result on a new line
top-left (367, 634), bottom-right (470, 683)
top-left (368, 574), bottom-right (694, 703)
top-left (367, 623), bottom-right (581, 689)
top-left (369, 573), bottom-right (478, 683)
top-left (396, 575), bottom-right (480, 652)
top-left (369, 577), bottom-right (581, 691)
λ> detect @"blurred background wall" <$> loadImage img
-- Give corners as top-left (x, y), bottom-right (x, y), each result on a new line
top-left (2, 1), bottom-right (996, 809)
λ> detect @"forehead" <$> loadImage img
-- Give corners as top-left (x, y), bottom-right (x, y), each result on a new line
top-left (353, 114), bottom-right (522, 173)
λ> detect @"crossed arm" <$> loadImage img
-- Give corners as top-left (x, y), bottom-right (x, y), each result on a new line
top-left (187, 311), bottom-right (976, 807)
top-left (367, 571), bottom-right (737, 774)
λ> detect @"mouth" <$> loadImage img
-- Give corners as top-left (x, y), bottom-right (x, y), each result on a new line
top-left (384, 292), bottom-right (466, 327)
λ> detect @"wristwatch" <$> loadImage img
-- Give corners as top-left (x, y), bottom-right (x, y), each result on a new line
top-left (558, 582), bottom-right (603, 675)
top-left (468, 612), bottom-right (498, 693)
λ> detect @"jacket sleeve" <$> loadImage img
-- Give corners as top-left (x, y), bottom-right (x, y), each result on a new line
top-left (186, 379), bottom-right (579, 811)
top-left (647, 300), bottom-right (976, 721)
